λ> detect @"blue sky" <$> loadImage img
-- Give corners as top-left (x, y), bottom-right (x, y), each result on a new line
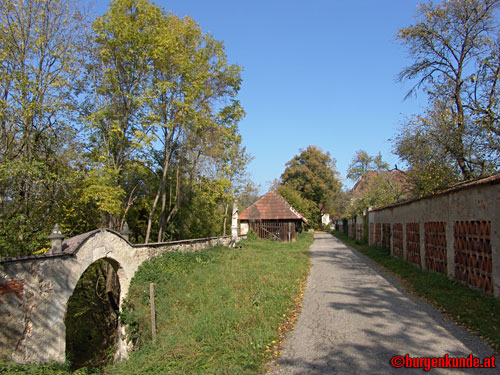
top-left (94, 0), bottom-right (429, 192)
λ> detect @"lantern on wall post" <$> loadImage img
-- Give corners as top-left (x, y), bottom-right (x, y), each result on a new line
top-left (48, 224), bottom-right (65, 254)
top-left (121, 221), bottom-right (132, 242)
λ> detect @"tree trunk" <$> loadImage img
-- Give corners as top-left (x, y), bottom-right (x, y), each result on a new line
top-left (145, 185), bottom-right (161, 244)
top-left (145, 152), bottom-right (171, 243)
top-left (157, 179), bottom-right (167, 242)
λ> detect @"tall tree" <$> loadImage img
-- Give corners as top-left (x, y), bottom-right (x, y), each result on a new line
top-left (142, 11), bottom-right (245, 242)
top-left (393, 106), bottom-right (464, 196)
top-left (84, 0), bottom-right (246, 242)
top-left (0, 0), bottom-right (87, 255)
top-left (346, 150), bottom-right (389, 182)
top-left (396, 0), bottom-right (500, 182)
top-left (83, 0), bottom-right (159, 229)
top-left (280, 145), bottom-right (341, 225)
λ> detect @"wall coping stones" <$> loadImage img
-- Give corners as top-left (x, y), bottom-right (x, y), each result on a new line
top-left (369, 173), bottom-right (500, 212)
top-left (0, 229), bottom-right (234, 264)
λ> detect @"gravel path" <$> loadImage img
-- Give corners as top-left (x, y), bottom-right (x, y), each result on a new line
top-left (268, 233), bottom-right (497, 374)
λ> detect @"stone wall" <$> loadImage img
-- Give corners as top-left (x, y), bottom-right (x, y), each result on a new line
top-left (0, 231), bottom-right (235, 363)
top-left (367, 175), bottom-right (500, 298)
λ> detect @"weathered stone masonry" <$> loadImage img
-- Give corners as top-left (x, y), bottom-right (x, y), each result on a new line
top-left (0, 229), bottom-right (235, 363)
top-left (367, 174), bottom-right (500, 298)
top-left (338, 174), bottom-right (500, 298)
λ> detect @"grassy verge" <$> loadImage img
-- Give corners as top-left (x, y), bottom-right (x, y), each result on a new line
top-left (108, 232), bottom-right (312, 375)
top-left (331, 230), bottom-right (500, 352)
top-left (1, 232), bottom-right (312, 375)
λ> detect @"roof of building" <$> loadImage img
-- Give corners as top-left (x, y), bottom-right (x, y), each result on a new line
top-left (351, 170), bottom-right (411, 197)
top-left (239, 190), bottom-right (307, 222)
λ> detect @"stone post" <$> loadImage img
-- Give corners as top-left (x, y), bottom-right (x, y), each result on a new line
top-left (47, 224), bottom-right (65, 254)
top-left (121, 222), bottom-right (132, 242)
top-left (231, 201), bottom-right (239, 241)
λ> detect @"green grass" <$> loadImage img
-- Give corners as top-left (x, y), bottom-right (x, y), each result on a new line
top-left (1, 233), bottom-right (312, 375)
top-left (331, 230), bottom-right (500, 352)
top-left (108, 232), bottom-right (312, 375)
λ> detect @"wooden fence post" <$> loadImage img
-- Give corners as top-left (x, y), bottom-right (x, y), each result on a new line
top-left (150, 283), bottom-right (156, 343)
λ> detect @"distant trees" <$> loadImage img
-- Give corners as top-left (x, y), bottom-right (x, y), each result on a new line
top-left (0, 0), bottom-right (249, 257)
top-left (395, 0), bottom-right (500, 195)
top-left (278, 146), bottom-right (342, 226)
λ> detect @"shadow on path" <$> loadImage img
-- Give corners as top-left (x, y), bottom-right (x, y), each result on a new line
top-left (269, 233), bottom-right (495, 375)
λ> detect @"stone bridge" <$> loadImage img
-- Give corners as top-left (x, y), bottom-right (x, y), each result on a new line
top-left (0, 213), bottom-right (239, 364)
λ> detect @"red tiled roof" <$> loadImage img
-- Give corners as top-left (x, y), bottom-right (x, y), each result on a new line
top-left (239, 191), bottom-right (307, 222)
top-left (351, 170), bottom-right (411, 197)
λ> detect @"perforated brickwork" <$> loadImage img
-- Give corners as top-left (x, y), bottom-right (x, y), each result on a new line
top-left (348, 223), bottom-right (355, 238)
top-left (382, 223), bottom-right (391, 250)
top-left (376, 223), bottom-right (381, 247)
top-left (356, 224), bottom-right (363, 241)
top-left (454, 221), bottom-right (493, 294)
top-left (392, 223), bottom-right (403, 258)
top-left (425, 222), bottom-right (447, 274)
top-left (406, 223), bottom-right (420, 266)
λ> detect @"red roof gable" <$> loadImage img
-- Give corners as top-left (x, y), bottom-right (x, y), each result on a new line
top-left (351, 170), bottom-right (411, 197)
top-left (239, 191), bottom-right (307, 222)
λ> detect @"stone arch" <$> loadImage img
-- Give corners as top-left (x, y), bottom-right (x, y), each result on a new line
top-left (59, 230), bottom-right (138, 362)
top-left (1, 228), bottom-right (233, 364)
top-left (2, 230), bottom-right (141, 364)
top-left (64, 256), bottom-right (121, 368)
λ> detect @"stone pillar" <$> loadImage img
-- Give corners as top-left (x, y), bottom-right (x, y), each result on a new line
top-left (492, 219), bottom-right (500, 298)
top-left (121, 222), bottom-right (132, 242)
top-left (231, 201), bottom-right (239, 241)
top-left (446, 218), bottom-right (455, 279)
top-left (402, 222), bottom-right (407, 261)
top-left (48, 224), bottom-right (65, 254)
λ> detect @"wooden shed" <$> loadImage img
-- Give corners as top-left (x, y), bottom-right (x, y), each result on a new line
top-left (239, 191), bottom-right (307, 242)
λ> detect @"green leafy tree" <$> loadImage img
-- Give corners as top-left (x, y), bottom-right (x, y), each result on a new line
top-left (345, 150), bottom-right (411, 217)
top-left (137, 10), bottom-right (245, 242)
top-left (396, 0), bottom-right (500, 184)
top-left (237, 181), bottom-right (260, 211)
top-left (276, 184), bottom-right (315, 226)
top-left (346, 150), bottom-right (389, 181)
top-left (83, 0), bottom-right (247, 242)
top-left (280, 146), bottom-right (342, 225)
top-left (83, 0), bottom-right (159, 230)
top-left (348, 173), bottom-right (411, 216)
top-left (0, 0), bottom-right (87, 256)
top-left (393, 107), bottom-right (464, 196)
top-left (0, 0), bottom-right (249, 256)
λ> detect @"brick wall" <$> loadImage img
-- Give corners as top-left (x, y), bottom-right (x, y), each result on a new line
top-left (0, 279), bottom-right (24, 300)
top-left (392, 223), bottom-right (403, 258)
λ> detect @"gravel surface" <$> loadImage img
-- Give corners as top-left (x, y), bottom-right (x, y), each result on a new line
top-left (268, 233), bottom-right (497, 375)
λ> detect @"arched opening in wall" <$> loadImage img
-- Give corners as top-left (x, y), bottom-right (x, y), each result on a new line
top-left (64, 258), bottom-right (121, 371)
